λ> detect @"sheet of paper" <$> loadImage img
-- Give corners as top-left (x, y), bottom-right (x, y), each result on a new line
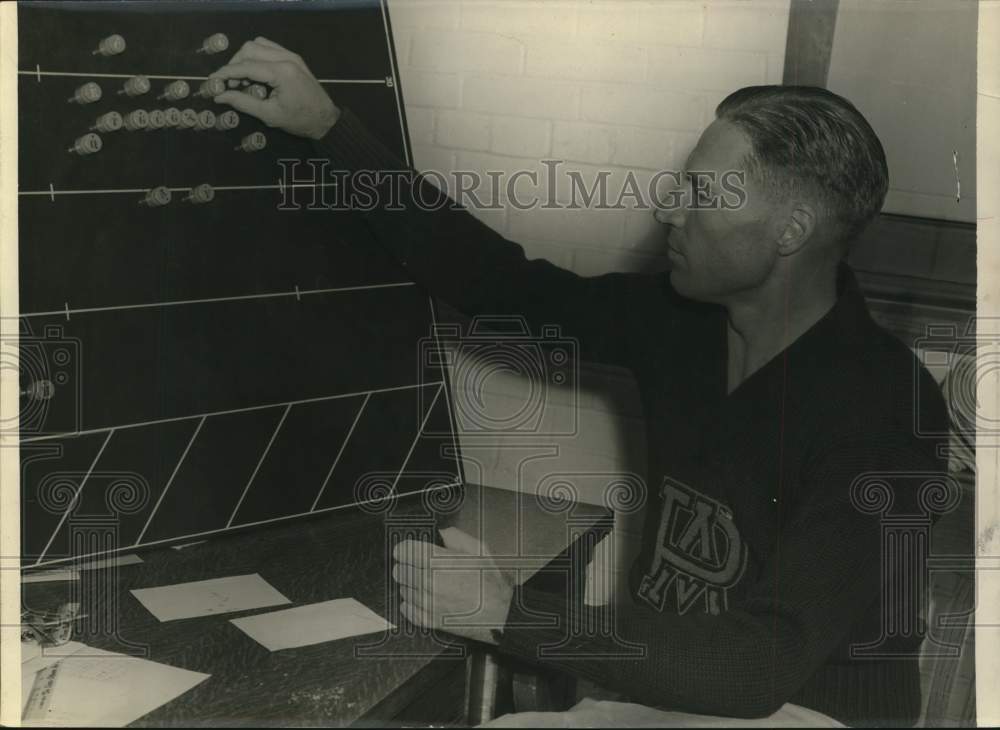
top-left (21, 642), bottom-right (88, 718)
top-left (21, 642), bottom-right (209, 727)
top-left (130, 573), bottom-right (291, 622)
top-left (75, 554), bottom-right (144, 571)
top-left (22, 569), bottom-right (79, 584)
top-left (230, 598), bottom-right (395, 651)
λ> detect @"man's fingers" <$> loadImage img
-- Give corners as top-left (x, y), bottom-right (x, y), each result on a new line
top-left (392, 539), bottom-right (433, 566)
top-left (399, 585), bottom-right (430, 608)
top-left (400, 601), bottom-right (431, 628)
top-left (439, 526), bottom-right (489, 557)
top-left (230, 41), bottom-right (301, 69)
top-left (391, 561), bottom-right (427, 588)
top-left (210, 60), bottom-right (279, 85)
top-left (213, 90), bottom-right (274, 122)
top-left (253, 36), bottom-right (290, 52)
top-left (226, 39), bottom-right (309, 75)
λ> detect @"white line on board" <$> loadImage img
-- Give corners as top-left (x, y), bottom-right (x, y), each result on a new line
top-left (227, 404), bottom-right (292, 528)
top-left (311, 392), bottom-right (372, 512)
top-left (389, 384), bottom-right (443, 494)
top-left (135, 416), bottom-right (206, 544)
top-left (427, 296), bottom-right (465, 484)
top-left (379, 0), bottom-right (412, 168)
top-left (36, 430), bottom-right (114, 565)
top-left (20, 381), bottom-right (444, 444)
top-left (19, 69), bottom-right (386, 84)
top-left (20, 182), bottom-right (337, 197)
top-left (21, 282), bottom-right (414, 319)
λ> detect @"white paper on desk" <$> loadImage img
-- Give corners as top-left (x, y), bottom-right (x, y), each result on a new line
top-left (230, 598), bottom-right (395, 651)
top-left (75, 554), bottom-right (144, 571)
top-left (21, 642), bottom-right (209, 727)
top-left (21, 641), bottom-right (88, 711)
top-left (130, 573), bottom-right (291, 622)
top-left (22, 569), bottom-right (79, 584)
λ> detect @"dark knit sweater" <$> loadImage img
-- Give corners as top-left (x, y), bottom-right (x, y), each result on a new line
top-left (314, 108), bottom-right (950, 727)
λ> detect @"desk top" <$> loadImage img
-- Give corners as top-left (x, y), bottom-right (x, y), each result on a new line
top-left (20, 484), bottom-right (609, 726)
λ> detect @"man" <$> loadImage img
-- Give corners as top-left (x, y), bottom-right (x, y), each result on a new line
top-left (210, 38), bottom-right (949, 728)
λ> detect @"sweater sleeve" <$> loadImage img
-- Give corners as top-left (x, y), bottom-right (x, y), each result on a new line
top-left (310, 106), bottom-right (664, 369)
top-left (496, 435), bottom-right (946, 719)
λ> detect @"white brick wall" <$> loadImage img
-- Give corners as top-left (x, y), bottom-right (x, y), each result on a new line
top-left (385, 1), bottom-right (790, 571)
top-left (389, 0), bottom-right (788, 271)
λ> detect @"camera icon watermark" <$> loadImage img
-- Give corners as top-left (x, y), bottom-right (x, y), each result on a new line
top-left (1, 320), bottom-right (81, 438)
top-left (914, 319), bottom-right (988, 451)
top-left (418, 316), bottom-right (579, 436)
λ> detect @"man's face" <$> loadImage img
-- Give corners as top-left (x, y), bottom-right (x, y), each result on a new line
top-left (657, 119), bottom-right (783, 304)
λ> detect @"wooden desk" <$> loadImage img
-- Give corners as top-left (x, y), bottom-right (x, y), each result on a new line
top-left (20, 483), bottom-right (609, 726)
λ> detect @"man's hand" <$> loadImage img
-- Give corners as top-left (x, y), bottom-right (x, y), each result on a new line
top-left (210, 37), bottom-right (340, 140)
top-left (392, 527), bottom-right (514, 645)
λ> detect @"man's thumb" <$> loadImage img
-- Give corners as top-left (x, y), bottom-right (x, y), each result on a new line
top-left (439, 526), bottom-right (488, 556)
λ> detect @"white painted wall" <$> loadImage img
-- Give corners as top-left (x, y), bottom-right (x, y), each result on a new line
top-left (827, 0), bottom-right (977, 223)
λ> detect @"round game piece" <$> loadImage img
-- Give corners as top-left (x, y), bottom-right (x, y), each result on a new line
top-left (140, 186), bottom-right (172, 207)
top-left (123, 109), bottom-right (149, 131)
top-left (236, 131), bottom-right (267, 152)
top-left (198, 78), bottom-right (226, 98)
top-left (68, 82), bottom-right (102, 104)
top-left (159, 80), bottom-right (190, 101)
top-left (178, 108), bottom-right (199, 129)
top-left (194, 110), bottom-right (217, 131)
top-left (199, 33), bottom-right (229, 54)
top-left (119, 75), bottom-right (151, 97)
top-left (91, 111), bottom-right (123, 133)
top-left (164, 107), bottom-right (182, 127)
top-left (21, 380), bottom-right (55, 401)
top-left (93, 34), bottom-right (126, 56)
top-left (185, 184), bottom-right (215, 204)
top-left (246, 84), bottom-right (268, 100)
top-left (68, 133), bottom-right (102, 155)
top-left (146, 109), bottom-right (167, 130)
top-left (214, 110), bottom-right (240, 131)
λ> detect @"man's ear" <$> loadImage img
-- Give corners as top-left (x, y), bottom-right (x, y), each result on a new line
top-left (776, 204), bottom-right (816, 256)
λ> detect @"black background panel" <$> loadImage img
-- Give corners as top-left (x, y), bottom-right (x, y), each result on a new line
top-left (23, 286), bottom-right (436, 434)
top-left (19, 1), bottom-right (461, 566)
top-left (19, 191), bottom-right (410, 315)
top-left (19, 2), bottom-right (396, 91)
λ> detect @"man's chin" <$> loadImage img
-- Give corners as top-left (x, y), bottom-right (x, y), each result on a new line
top-left (668, 269), bottom-right (713, 303)
top-left (668, 268), bottom-right (691, 296)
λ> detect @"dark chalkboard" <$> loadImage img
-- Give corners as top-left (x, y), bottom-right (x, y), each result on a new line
top-left (17, 0), bottom-right (463, 567)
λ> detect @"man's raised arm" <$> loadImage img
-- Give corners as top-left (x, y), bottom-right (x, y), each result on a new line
top-left (210, 38), bottom-right (668, 370)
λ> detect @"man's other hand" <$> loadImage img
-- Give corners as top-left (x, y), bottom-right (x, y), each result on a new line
top-left (210, 37), bottom-right (341, 140)
top-left (392, 528), bottom-right (514, 646)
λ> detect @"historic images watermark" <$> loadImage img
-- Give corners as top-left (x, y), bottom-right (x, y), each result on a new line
top-left (275, 158), bottom-right (749, 213)
top-left (17, 463), bottom-right (153, 658)
top-left (1, 319), bottom-right (81, 439)
top-left (418, 316), bottom-right (580, 438)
